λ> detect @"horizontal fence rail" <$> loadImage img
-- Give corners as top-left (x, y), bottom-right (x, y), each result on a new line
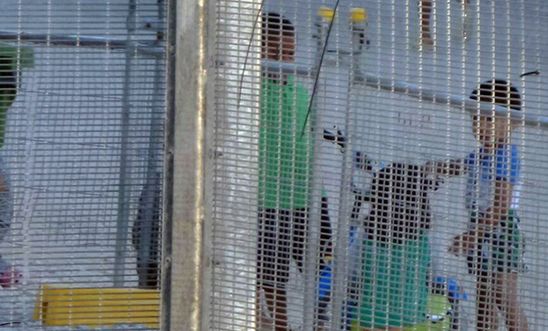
top-left (0, 30), bottom-right (164, 56)
top-left (262, 59), bottom-right (548, 128)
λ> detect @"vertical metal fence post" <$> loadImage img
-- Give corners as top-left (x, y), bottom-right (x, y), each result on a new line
top-left (302, 12), bottom-right (331, 330)
top-left (113, 0), bottom-right (138, 287)
top-left (137, 0), bottom-right (167, 289)
top-left (161, 0), bottom-right (177, 328)
top-left (331, 11), bottom-right (367, 330)
top-left (161, 0), bottom-right (208, 329)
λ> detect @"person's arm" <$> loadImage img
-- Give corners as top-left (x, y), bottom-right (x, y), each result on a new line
top-left (468, 179), bottom-right (513, 237)
top-left (419, 0), bottom-right (433, 40)
top-left (472, 145), bottom-right (519, 236)
top-left (449, 179), bottom-right (512, 255)
top-left (423, 159), bottom-right (467, 177)
top-left (450, 146), bottom-right (520, 255)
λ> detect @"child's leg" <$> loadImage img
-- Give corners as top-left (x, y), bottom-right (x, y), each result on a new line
top-left (419, 0), bottom-right (434, 46)
top-left (256, 209), bottom-right (292, 330)
top-left (476, 273), bottom-right (499, 331)
top-left (494, 272), bottom-right (529, 331)
top-left (262, 285), bottom-right (289, 330)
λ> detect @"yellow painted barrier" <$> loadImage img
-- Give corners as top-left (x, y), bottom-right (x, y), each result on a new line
top-left (33, 285), bottom-right (160, 329)
top-left (350, 294), bottom-right (452, 331)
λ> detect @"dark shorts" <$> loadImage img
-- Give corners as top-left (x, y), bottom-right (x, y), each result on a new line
top-left (257, 198), bottom-right (332, 288)
top-left (467, 212), bottom-right (526, 275)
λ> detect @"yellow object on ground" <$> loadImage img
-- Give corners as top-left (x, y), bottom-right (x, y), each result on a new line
top-left (33, 285), bottom-right (160, 329)
top-left (351, 294), bottom-right (452, 331)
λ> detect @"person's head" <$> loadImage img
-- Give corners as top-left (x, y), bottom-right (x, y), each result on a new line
top-left (261, 12), bottom-right (295, 62)
top-left (469, 79), bottom-right (522, 146)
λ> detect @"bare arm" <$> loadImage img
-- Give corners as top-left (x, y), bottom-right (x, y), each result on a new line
top-left (450, 179), bottom-right (513, 255)
top-left (473, 179), bottom-right (513, 237)
top-left (419, 0), bottom-right (433, 39)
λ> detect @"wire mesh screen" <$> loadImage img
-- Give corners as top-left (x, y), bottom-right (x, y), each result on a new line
top-left (0, 1), bottom-right (167, 329)
top-left (212, 0), bottom-right (548, 330)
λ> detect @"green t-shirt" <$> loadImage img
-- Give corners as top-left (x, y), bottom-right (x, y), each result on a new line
top-left (0, 65), bottom-right (15, 148)
top-left (258, 76), bottom-right (312, 210)
top-left (0, 43), bottom-right (34, 148)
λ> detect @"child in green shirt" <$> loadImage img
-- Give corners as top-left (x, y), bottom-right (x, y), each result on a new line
top-left (256, 12), bottom-right (332, 331)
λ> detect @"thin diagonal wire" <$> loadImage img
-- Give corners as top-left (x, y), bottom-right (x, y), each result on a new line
top-left (301, 0), bottom-right (342, 137)
top-left (234, 1), bottom-right (265, 112)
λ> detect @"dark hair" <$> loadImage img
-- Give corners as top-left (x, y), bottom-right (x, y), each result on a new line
top-left (470, 79), bottom-right (521, 111)
top-left (261, 12), bottom-right (295, 41)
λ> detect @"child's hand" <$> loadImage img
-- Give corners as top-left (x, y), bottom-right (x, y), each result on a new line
top-left (448, 232), bottom-right (475, 256)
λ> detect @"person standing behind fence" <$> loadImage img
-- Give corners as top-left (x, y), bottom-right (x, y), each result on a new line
top-left (449, 79), bottom-right (529, 331)
top-left (132, 171), bottom-right (162, 289)
top-left (0, 47), bottom-right (22, 288)
top-left (256, 12), bottom-right (332, 331)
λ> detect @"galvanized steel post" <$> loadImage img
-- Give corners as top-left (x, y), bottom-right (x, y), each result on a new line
top-left (113, 0), bottom-right (138, 288)
top-left (161, 0), bottom-right (208, 329)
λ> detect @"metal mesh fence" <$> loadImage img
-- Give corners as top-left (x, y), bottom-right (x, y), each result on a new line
top-left (211, 0), bottom-right (548, 330)
top-left (0, 1), bottom-right (167, 329)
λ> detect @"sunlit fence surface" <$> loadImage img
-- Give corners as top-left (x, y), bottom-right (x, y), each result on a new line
top-left (211, 0), bottom-right (548, 330)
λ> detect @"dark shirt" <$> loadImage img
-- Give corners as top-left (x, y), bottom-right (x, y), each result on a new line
top-left (365, 163), bottom-right (441, 244)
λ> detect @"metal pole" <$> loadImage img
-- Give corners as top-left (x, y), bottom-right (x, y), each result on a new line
top-left (163, 0), bottom-right (207, 329)
top-left (137, 0), bottom-right (166, 291)
top-left (330, 71), bottom-right (353, 331)
top-left (113, 0), bottom-right (137, 287)
top-left (302, 10), bottom-right (332, 330)
top-left (0, 30), bottom-right (164, 57)
top-left (331, 10), bottom-right (368, 330)
top-left (160, 0), bottom-right (177, 328)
